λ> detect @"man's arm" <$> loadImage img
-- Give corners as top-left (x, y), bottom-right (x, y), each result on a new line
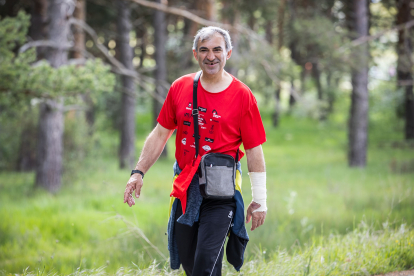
top-left (245, 144), bottom-right (267, 231)
top-left (246, 144), bottom-right (266, 172)
top-left (124, 123), bottom-right (175, 207)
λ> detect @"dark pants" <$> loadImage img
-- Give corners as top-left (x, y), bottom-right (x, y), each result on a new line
top-left (174, 198), bottom-right (236, 276)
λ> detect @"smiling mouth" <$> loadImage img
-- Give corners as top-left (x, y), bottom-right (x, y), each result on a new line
top-left (205, 62), bottom-right (218, 65)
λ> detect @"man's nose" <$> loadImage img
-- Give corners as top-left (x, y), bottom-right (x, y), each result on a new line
top-left (206, 50), bottom-right (215, 61)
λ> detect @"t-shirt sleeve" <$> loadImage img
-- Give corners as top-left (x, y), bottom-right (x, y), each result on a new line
top-left (240, 91), bottom-right (266, 149)
top-left (157, 84), bottom-right (177, 130)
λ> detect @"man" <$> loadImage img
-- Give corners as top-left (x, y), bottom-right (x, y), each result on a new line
top-left (124, 26), bottom-right (267, 276)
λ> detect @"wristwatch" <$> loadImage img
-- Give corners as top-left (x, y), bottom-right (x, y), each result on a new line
top-left (131, 170), bottom-right (144, 179)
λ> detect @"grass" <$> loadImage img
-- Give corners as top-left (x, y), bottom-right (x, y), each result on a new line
top-left (2, 223), bottom-right (413, 275)
top-left (0, 111), bottom-right (413, 275)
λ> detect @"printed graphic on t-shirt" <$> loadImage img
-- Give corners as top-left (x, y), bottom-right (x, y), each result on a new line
top-left (205, 137), bottom-right (214, 143)
top-left (181, 138), bottom-right (186, 145)
top-left (212, 109), bottom-right (221, 118)
top-left (183, 121), bottom-right (191, 126)
top-left (202, 145), bottom-right (211, 152)
top-left (198, 117), bottom-right (206, 125)
top-left (199, 106), bottom-right (207, 113)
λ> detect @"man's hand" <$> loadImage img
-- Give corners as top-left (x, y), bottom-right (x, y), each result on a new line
top-left (123, 174), bottom-right (143, 207)
top-left (246, 201), bottom-right (267, 231)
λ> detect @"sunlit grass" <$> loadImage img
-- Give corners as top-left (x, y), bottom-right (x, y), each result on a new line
top-left (2, 223), bottom-right (413, 275)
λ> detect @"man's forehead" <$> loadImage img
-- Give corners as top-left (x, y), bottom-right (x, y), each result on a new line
top-left (198, 33), bottom-right (226, 48)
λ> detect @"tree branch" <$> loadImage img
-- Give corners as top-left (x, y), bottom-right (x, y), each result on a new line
top-left (338, 19), bottom-right (414, 52)
top-left (130, 0), bottom-right (232, 29)
top-left (19, 40), bottom-right (73, 53)
top-left (69, 18), bottom-right (167, 104)
top-left (128, 0), bottom-right (267, 44)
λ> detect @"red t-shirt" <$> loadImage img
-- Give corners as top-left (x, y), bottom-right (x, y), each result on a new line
top-left (157, 72), bottom-right (266, 170)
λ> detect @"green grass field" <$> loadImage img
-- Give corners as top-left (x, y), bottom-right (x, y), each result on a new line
top-left (1, 112), bottom-right (413, 275)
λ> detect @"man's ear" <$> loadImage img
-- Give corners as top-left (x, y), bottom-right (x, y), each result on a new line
top-left (226, 49), bottom-right (232, 60)
top-left (192, 49), bottom-right (198, 60)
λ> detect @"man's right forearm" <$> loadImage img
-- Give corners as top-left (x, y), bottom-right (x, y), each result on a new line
top-left (134, 123), bottom-right (174, 174)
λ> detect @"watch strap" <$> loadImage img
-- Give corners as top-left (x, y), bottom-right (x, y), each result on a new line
top-left (131, 170), bottom-right (144, 179)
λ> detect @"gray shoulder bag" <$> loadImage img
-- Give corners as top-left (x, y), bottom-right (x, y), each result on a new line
top-left (192, 71), bottom-right (239, 199)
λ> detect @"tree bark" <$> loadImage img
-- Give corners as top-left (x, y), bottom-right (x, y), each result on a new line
top-left (221, 0), bottom-right (240, 76)
top-left (73, 0), bottom-right (85, 59)
top-left (277, 0), bottom-right (287, 51)
top-left (29, 0), bottom-right (48, 59)
top-left (272, 87), bottom-right (281, 127)
top-left (73, 0), bottom-right (94, 133)
top-left (289, 80), bottom-right (296, 108)
top-left (35, 0), bottom-right (72, 192)
top-left (396, 0), bottom-right (414, 140)
top-left (312, 62), bottom-right (322, 101)
top-left (346, 0), bottom-right (369, 167)
top-left (117, 0), bottom-right (137, 169)
top-left (36, 100), bottom-right (64, 192)
top-left (17, 108), bottom-right (37, 171)
top-left (153, 0), bottom-right (168, 157)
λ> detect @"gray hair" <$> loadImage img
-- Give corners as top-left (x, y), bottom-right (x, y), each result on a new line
top-left (192, 26), bottom-right (233, 52)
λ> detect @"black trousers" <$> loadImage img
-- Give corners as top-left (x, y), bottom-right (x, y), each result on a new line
top-left (174, 198), bottom-right (236, 276)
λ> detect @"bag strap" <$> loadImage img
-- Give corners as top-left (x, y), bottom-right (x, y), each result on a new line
top-left (193, 71), bottom-right (202, 158)
top-left (192, 71), bottom-right (241, 162)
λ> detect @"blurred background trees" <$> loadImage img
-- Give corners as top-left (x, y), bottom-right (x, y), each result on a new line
top-left (0, 0), bottom-right (413, 192)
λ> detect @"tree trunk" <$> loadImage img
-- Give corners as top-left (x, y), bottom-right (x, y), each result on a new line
top-left (29, 0), bottom-right (48, 59)
top-left (117, 0), bottom-right (137, 169)
top-left (396, 0), bottom-right (414, 140)
top-left (312, 62), bottom-right (322, 101)
top-left (200, 0), bottom-right (217, 21)
top-left (277, 0), bottom-right (287, 51)
top-left (326, 72), bottom-right (336, 115)
top-left (221, 0), bottom-right (240, 76)
top-left (17, 108), bottom-right (37, 171)
top-left (135, 25), bottom-right (147, 69)
top-left (272, 87), bottom-right (281, 127)
top-left (73, 0), bottom-right (85, 59)
top-left (35, 0), bottom-right (72, 192)
top-left (311, 62), bottom-right (326, 120)
top-left (18, 0), bottom-right (48, 172)
top-left (153, 0), bottom-right (168, 157)
top-left (289, 80), bottom-right (296, 108)
top-left (346, 0), bottom-right (369, 167)
top-left (265, 20), bottom-right (273, 45)
top-left (36, 100), bottom-right (64, 192)
top-left (73, 0), bottom-right (94, 133)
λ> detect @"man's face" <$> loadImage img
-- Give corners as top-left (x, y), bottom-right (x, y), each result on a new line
top-left (193, 33), bottom-right (232, 76)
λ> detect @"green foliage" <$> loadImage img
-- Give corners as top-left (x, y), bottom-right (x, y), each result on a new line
top-left (0, 10), bottom-right (31, 59)
top-left (0, 11), bottom-right (116, 106)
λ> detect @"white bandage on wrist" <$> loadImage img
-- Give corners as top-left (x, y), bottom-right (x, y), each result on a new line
top-left (248, 172), bottom-right (267, 213)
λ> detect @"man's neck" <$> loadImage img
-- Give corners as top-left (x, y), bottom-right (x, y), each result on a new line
top-left (201, 69), bottom-right (226, 84)
top-left (200, 69), bottom-right (233, 93)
